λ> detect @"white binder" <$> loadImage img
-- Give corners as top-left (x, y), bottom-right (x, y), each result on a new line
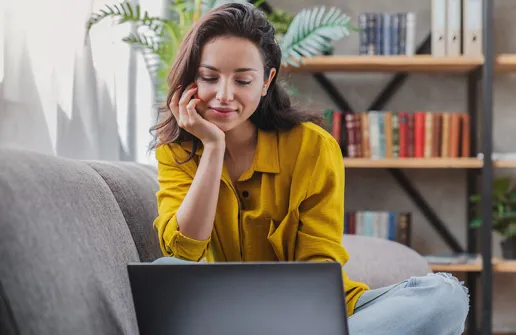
top-left (432, 0), bottom-right (447, 56)
top-left (463, 0), bottom-right (483, 56)
top-left (446, 0), bottom-right (462, 55)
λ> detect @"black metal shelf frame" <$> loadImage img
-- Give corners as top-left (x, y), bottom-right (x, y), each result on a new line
top-left (255, 0), bottom-right (493, 334)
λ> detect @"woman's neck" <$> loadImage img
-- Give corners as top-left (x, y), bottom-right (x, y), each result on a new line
top-left (224, 121), bottom-right (257, 160)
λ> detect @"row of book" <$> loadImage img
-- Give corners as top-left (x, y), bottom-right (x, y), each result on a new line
top-left (358, 12), bottom-right (416, 56)
top-left (431, 0), bottom-right (483, 57)
top-left (324, 110), bottom-right (471, 159)
top-left (345, 211), bottom-right (412, 247)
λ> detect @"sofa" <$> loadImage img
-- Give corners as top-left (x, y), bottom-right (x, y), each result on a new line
top-left (0, 147), bottom-right (431, 335)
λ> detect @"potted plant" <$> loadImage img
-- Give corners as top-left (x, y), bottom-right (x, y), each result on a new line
top-left (470, 176), bottom-right (516, 259)
top-left (85, 0), bottom-right (353, 101)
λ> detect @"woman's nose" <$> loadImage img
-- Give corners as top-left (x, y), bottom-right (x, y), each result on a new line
top-left (216, 82), bottom-right (234, 103)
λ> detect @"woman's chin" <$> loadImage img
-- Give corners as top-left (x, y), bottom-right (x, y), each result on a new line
top-left (214, 123), bottom-right (234, 133)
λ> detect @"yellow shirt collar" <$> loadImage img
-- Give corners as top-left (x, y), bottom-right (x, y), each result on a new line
top-left (179, 128), bottom-right (280, 176)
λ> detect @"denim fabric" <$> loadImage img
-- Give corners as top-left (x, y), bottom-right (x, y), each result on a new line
top-left (349, 272), bottom-right (469, 335)
top-left (151, 258), bottom-right (469, 334)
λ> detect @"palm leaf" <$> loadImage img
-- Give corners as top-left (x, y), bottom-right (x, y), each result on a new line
top-left (280, 6), bottom-right (351, 67)
top-left (123, 33), bottom-right (160, 54)
top-left (86, 2), bottom-right (164, 34)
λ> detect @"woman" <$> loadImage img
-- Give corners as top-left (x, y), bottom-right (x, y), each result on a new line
top-left (150, 3), bottom-right (469, 334)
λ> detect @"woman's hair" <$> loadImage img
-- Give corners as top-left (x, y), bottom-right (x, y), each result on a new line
top-left (149, 2), bottom-right (322, 160)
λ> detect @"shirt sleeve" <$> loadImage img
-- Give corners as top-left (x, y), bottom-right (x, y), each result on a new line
top-left (153, 145), bottom-right (210, 261)
top-left (295, 137), bottom-right (369, 315)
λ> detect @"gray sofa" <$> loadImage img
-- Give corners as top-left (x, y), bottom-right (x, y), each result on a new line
top-left (0, 147), bottom-right (431, 335)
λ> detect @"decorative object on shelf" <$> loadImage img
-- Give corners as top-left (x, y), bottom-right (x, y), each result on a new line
top-left (85, 0), bottom-right (353, 101)
top-left (470, 176), bottom-right (516, 259)
top-left (357, 12), bottom-right (416, 56)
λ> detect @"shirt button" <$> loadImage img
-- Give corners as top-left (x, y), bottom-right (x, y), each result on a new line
top-left (242, 191), bottom-right (249, 198)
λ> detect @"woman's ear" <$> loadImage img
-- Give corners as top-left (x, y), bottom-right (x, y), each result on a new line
top-left (262, 67), bottom-right (276, 96)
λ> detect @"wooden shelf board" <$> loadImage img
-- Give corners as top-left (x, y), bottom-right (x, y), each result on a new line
top-left (343, 158), bottom-right (483, 169)
top-left (279, 53), bottom-right (516, 73)
top-left (431, 263), bottom-right (483, 272)
top-left (282, 55), bottom-right (483, 73)
top-left (495, 54), bottom-right (516, 72)
top-left (430, 260), bottom-right (516, 273)
top-left (494, 160), bottom-right (516, 168)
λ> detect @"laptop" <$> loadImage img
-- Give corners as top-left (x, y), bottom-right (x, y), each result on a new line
top-left (127, 261), bottom-right (350, 335)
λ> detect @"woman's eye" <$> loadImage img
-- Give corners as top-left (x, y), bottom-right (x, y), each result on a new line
top-left (199, 76), bottom-right (251, 86)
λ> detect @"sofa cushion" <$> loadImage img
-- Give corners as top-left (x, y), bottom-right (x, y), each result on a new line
top-left (342, 234), bottom-right (431, 289)
top-left (86, 161), bottom-right (162, 262)
top-left (0, 147), bottom-right (140, 335)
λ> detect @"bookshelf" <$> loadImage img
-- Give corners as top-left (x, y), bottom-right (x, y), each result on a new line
top-left (494, 160), bottom-right (516, 168)
top-left (495, 53), bottom-right (516, 72)
top-left (343, 157), bottom-right (483, 168)
top-left (282, 53), bottom-right (516, 74)
top-left (430, 259), bottom-right (516, 273)
top-left (276, 0), bottom-right (504, 332)
top-left (282, 55), bottom-right (483, 73)
top-left (342, 158), bottom-right (516, 169)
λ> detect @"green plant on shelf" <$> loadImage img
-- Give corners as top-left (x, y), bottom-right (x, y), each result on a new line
top-left (85, 0), bottom-right (354, 101)
top-left (470, 176), bottom-right (516, 259)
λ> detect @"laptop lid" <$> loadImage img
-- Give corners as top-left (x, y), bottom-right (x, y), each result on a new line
top-left (127, 262), bottom-right (349, 335)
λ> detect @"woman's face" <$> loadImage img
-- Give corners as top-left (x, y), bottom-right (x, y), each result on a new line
top-left (194, 36), bottom-right (276, 132)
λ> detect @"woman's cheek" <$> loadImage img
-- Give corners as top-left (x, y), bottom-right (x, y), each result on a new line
top-left (194, 84), bottom-right (209, 101)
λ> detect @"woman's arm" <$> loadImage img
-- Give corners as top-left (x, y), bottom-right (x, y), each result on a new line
top-left (153, 84), bottom-right (226, 261)
top-left (175, 144), bottom-right (224, 240)
top-left (153, 143), bottom-right (224, 261)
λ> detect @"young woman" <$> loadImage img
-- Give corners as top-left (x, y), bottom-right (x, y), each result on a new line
top-left (150, 3), bottom-right (469, 334)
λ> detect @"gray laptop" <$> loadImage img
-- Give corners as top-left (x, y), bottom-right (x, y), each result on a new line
top-left (127, 261), bottom-right (350, 335)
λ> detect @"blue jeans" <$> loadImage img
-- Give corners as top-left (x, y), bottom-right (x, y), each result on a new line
top-left (152, 257), bottom-right (469, 335)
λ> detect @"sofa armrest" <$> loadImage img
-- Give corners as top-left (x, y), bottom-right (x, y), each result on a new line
top-left (342, 235), bottom-right (431, 289)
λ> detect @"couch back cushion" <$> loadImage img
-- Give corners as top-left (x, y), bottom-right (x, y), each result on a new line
top-left (85, 161), bottom-right (161, 262)
top-left (0, 148), bottom-right (141, 335)
top-left (341, 234), bottom-right (431, 289)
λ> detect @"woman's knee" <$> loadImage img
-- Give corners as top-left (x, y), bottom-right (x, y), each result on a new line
top-left (414, 272), bottom-right (470, 326)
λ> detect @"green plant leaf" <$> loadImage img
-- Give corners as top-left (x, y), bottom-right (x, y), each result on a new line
top-left (280, 6), bottom-right (351, 67)
top-left (266, 8), bottom-right (295, 36)
top-left (86, 2), bottom-right (165, 33)
top-left (123, 33), bottom-right (159, 53)
top-left (201, 0), bottom-right (250, 14)
top-left (470, 194), bottom-right (481, 202)
top-left (504, 226), bottom-right (516, 237)
top-left (494, 176), bottom-right (512, 195)
top-left (470, 218), bottom-right (482, 228)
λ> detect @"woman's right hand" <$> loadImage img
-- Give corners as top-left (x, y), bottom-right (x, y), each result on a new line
top-left (170, 83), bottom-right (225, 149)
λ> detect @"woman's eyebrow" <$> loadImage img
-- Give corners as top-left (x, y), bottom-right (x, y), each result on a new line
top-left (200, 64), bottom-right (257, 72)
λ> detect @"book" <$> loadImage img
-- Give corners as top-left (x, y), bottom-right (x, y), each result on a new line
top-left (323, 110), bottom-right (471, 159)
top-left (358, 12), bottom-right (417, 55)
top-left (344, 211), bottom-right (412, 247)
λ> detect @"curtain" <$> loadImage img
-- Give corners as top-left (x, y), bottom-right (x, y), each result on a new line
top-left (0, 0), bottom-right (162, 165)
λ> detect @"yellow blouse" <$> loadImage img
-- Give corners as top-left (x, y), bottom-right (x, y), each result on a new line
top-left (153, 121), bottom-right (369, 315)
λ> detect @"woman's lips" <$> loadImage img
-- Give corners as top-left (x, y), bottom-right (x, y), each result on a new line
top-left (209, 107), bottom-right (237, 117)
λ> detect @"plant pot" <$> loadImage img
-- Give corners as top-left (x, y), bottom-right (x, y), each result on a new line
top-left (500, 236), bottom-right (516, 259)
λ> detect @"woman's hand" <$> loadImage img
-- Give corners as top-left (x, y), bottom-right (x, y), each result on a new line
top-left (170, 83), bottom-right (225, 149)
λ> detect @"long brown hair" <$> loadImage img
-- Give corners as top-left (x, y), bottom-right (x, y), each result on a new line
top-left (149, 2), bottom-right (322, 161)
